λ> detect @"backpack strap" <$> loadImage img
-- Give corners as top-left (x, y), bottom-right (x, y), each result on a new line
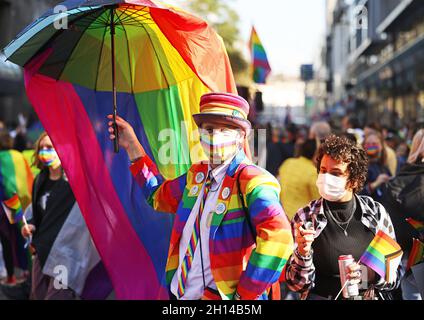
top-left (236, 164), bottom-right (256, 238)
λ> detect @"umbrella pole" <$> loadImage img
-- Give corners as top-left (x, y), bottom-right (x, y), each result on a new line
top-left (110, 7), bottom-right (119, 153)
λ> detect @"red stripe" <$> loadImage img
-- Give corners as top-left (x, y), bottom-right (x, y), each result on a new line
top-left (150, 7), bottom-right (236, 94)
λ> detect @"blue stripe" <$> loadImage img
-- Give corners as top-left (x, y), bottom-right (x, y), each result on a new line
top-left (74, 85), bottom-right (174, 288)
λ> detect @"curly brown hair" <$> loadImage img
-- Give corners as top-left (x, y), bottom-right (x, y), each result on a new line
top-left (316, 134), bottom-right (368, 193)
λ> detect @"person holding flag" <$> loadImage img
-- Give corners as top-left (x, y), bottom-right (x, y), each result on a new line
top-left (108, 92), bottom-right (293, 300)
top-left (21, 132), bottom-right (110, 300)
top-left (0, 131), bottom-right (33, 286)
top-left (285, 135), bottom-right (401, 300)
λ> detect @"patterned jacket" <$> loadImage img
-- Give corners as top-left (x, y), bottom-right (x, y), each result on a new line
top-left (130, 150), bottom-right (293, 300)
top-left (285, 195), bottom-right (403, 296)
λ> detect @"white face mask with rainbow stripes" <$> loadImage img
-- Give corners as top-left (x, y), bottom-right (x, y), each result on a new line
top-left (200, 129), bottom-right (242, 165)
top-left (38, 148), bottom-right (61, 169)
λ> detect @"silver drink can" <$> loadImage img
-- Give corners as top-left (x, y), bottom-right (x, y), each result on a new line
top-left (338, 255), bottom-right (359, 299)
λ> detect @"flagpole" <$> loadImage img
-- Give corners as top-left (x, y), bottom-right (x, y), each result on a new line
top-left (22, 215), bottom-right (32, 249)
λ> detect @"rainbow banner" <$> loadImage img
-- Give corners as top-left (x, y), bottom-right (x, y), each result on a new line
top-left (0, 150), bottom-right (33, 210)
top-left (359, 230), bottom-right (403, 283)
top-left (406, 218), bottom-right (424, 235)
top-left (249, 26), bottom-right (272, 84)
top-left (0, 150), bottom-right (34, 270)
top-left (6, 0), bottom-right (237, 299)
top-left (407, 238), bottom-right (424, 271)
top-left (2, 193), bottom-right (24, 224)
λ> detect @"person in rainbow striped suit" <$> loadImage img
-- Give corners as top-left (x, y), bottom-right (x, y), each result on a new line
top-left (108, 93), bottom-right (293, 300)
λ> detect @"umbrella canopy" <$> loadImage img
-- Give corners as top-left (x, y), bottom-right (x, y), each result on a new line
top-left (3, 0), bottom-right (237, 299)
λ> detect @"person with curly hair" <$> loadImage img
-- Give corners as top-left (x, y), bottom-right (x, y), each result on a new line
top-left (285, 134), bottom-right (401, 300)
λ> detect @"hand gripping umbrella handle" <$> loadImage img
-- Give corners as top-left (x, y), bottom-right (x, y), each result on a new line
top-left (113, 112), bottom-right (119, 153)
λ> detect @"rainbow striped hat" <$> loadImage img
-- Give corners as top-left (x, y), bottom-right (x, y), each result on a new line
top-left (193, 93), bottom-right (251, 132)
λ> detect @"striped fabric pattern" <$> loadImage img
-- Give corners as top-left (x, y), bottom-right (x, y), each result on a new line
top-left (0, 150), bottom-right (33, 209)
top-left (2, 193), bottom-right (24, 224)
top-left (249, 27), bottom-right (271, 84)
top-left (131, 150), bottom-right (293, 300)
top-left (0, 150), bottom-right (34, 270)
top-left (177, 174), bottom-right (211, 298)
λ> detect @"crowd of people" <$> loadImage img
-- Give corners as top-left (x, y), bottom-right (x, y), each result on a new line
top-left (0, 97), bottom-right (423, 300)
top-left (266, 112), bottom-right (424, 300)
top-left (0, 121), bottom-right (109, 300)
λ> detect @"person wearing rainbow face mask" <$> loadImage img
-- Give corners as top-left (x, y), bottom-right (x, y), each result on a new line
top-left (21, 133), bottom-right (76, 299)
top-left (107, 92), bottom-right (293, 300)
top-left (361, 131), bottom-right (392, 203)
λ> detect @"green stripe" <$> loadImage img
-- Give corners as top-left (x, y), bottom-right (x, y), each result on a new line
top-left (182, 190), bottom-right (198, 208)
top-left (135, 86), bottom-right (190, 179)
top-left (249, 251), bottom-right (287, 271)
top-left (221, 216), bottom-right (245, 226)
top-left (0, 151), bottom-right (18, 199)
top-left (252, 43), bottom-right (266, 54)
top-left (166, 269), bottom-right (176, 285)
top-left (246, 186), bottom-right (279, 207)
top-left (366, 246), bottom-right (386, 262)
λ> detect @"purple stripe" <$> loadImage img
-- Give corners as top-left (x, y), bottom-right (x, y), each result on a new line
top-left (361, 253), bottom-right (385, 278)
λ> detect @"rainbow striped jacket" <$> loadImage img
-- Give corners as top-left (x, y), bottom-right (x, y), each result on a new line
top-left (130, 150), bottom-right (293, 300)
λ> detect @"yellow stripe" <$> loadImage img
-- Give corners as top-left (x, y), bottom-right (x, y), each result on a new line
top-left (10, 151), bottom-right (31, 210)
top-left (372, 238), bottom-right (399, 255)
top-left (167, 253), bottom-right (179, 270)
top-left (256, 231), bottom-right (293, 258)
top-left (215, 279), bottom-right (238, 296)
top-left (201, 103), bottom-right (248, 119)
top-left (245, 174), bottom-right (281, 195)
top-left (176, 79), bottom-right (210, 164)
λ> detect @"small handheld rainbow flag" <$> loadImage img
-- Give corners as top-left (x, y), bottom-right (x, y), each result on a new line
top-left (359, 230), bottom-right (403, 283)
top-left (406, 238), bottom-right (424, 271)
top-left (2, 193), bottom-right (24, 224)
top-left (249, 26), bottom-right (272, 84)
top-left (406, 218), bottom-right (424, 235)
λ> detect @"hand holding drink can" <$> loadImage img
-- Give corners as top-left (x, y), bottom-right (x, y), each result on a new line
top-left (338, 255), bottom-right (360, 299)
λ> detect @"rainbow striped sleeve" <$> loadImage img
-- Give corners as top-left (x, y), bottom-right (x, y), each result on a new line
top-left (236, 166), bottom-right (293, 300)
top-left (130, 155), bottom-right (186, 214)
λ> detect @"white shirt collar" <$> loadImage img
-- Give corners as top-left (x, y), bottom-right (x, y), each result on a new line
top-left (207, 155), bottom-right (235, 184)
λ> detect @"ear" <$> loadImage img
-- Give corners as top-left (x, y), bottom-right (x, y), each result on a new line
top-left (346, 179), bottom-right (358, 192)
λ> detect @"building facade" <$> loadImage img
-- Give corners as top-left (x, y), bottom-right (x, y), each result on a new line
top-left (0, 0), bottom-right (61, 125)
top-left (324, 0), bottom-right (424, 128)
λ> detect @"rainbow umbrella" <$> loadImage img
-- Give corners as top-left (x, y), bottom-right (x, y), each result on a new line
top-left (3, 0), bottom-right (236, 299)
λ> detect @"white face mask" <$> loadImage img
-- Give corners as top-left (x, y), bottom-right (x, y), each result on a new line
top-left (316, 173), bottom-right (347, 202)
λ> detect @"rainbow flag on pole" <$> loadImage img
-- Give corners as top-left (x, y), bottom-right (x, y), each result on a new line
top-left (406, 239), bottom-right (424, 271)
top-left (359, 230), bottom-right (403, 283)
top-left (0, 150), bottom-right (34, 270)
top-left (249, 26), bottom-right (272, 84)
top-left (2, 193), bottom-right (24, 224)
top-left (406, 218), bottom-right (424, 235)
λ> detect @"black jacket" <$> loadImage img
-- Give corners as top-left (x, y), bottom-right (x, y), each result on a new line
top-left (29, 169), bottom-right (75, 267)
top-left (382, 163), bottom-right (424, 254)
